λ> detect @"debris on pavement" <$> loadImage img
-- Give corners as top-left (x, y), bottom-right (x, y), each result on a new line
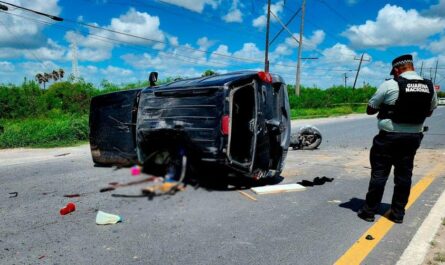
top-left (130, 165), bottom-right (141, 176)
top-left (251, 183), bottom-right (306, 195)
top-left (298, 176), bottom-right (334, 187)
top-left (96, 211), bottom-right (122, 225)
top-left (142, 181), bottom-right (186, 196)
top-left (38, 255), bottom-right (45, 260)
top-left (365, 235), bottom-right (375, 240)
top-left (327, 200), bottom-right (342, 204)
top-left (54, 153), bottom-right (70, 157)
top-left (100, 176), bottom-right (160, 192)
top-left (8, 192), bottom-right (18, 198)
top-left (237, 190), bottom-right (257, 201)
top-left (63, 193), bottom-right (81, 198)
top-left (60, 202), bottom-right (76, 215)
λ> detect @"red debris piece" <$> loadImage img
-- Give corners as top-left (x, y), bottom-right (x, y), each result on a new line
top-left (60, 202), bottom-right (76, 215)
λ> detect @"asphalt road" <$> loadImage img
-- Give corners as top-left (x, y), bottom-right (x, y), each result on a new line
top-left (1, 107), bottom-right (444, 265)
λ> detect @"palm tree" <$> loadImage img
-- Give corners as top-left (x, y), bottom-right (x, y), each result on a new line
top-left (52, 70), bottom-right (60, 81)
top-left (58, 69), bottom-right (64, 79)
top-left (35, 73), bottom-right (44, 85)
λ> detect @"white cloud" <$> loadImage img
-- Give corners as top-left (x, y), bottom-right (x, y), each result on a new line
top-left (121, 53), bottom-right (163, 70)
top-left (64, 8), bottom-right (166, 62)
top-left (322, 43), bottom-right (357, 63)
top-left (107, 8), bottom-right (165, 45)
top-left (428, 35), bottom-right (445, 53)
top-left (209, 44), bottom-right (232, 66)
top-left (252, 1), bottom-right (284, 29)
top-left (223, 0), bottom-right (243, 23)
top-left (197, 37), bottom-right (214, 50)
top-left (169, 36), bottom-right (179, 46)
top-left (160, 0), bottom-right (220, 13)
top-left (303, 30), bottom-right (325, 51)
top-left (100, 66), bottom-right (133, 76)
top-left (342, 4), bottom-right (445, 49)
top-left (233, 43), bottom-right (263, 61)
top-left (23, 39), bottom-right (66, 61)
top-left (0, 61), bottom-right (15, 73)
top-left (0, 0), bottom-right (61, 49)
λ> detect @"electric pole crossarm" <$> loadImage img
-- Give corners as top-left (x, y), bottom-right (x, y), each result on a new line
top-left (269, 8), bottom-right (301, 45)
top-left (270, 11), bottom-right (299, 44)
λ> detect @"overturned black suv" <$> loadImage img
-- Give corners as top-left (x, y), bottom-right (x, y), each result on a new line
top-left (89, 71), bottom-right (291, 179)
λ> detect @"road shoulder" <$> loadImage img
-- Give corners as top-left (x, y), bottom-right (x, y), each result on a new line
top-left (396, 185), bottom-right (445, 265)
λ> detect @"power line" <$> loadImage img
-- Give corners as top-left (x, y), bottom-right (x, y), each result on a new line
top-left (2, 5), bottom-right (363, 78)
top-left (1, 11), bottom-right (233, 68)
top-left (315, 0), bottom-right (397, 57)
top-left (82, 0), bottom-right (266, 41)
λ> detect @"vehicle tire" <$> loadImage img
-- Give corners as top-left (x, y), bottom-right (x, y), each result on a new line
top-left (299, 126), bottom-right (322, 150)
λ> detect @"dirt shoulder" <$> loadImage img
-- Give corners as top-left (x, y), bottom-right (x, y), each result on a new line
top-left (422, 220), bottom-right (445, 265)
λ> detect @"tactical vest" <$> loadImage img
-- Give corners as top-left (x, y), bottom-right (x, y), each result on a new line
top-left (377, 77), bottom-right (434, 124)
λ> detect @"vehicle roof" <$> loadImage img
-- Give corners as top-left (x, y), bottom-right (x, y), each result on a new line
top-left (144, 71), bottom-right (285, 91)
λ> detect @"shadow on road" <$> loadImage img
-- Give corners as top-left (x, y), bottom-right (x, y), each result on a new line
top-left (339, 197), bottom-right (391, 215)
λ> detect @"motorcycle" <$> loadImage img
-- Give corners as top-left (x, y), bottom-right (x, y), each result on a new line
top-left (289, 125), bottom-right (322, 150)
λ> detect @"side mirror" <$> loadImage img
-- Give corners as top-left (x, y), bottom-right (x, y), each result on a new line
top-left (149, 72), bottom-right (158, 87)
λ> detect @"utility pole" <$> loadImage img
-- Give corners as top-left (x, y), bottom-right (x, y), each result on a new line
top-left (344, 73), bottom-right (348, 88)
top-left (295, 0), bottom-right (306, 96)
top-left (264, 0), bottom-right (271, 72)
top-left (433, 60), bottom-right (438, 84)
top-left (420, 61), bottom-right (424, 78)
top-left (352, 53), bottom-right (370, 89)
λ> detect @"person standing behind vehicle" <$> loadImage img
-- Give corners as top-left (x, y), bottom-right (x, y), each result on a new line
top-left (357, 54), bottom-right (438, 224)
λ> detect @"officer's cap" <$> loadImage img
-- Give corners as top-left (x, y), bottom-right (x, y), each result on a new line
top-left (390, 54), bottom-right (413, 75)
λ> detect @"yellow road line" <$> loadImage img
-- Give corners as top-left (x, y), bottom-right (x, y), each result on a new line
top-left (334, 164), bottom-right (445, 265)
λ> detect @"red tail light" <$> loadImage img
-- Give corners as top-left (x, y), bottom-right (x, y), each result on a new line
top-left (258, 71), bottom-right (273, 84)
top-left (221, 115), bottom-right (230, 135)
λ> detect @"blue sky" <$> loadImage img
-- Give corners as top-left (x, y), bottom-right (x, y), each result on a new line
top-left (0, 0), bottom-right (445, 89)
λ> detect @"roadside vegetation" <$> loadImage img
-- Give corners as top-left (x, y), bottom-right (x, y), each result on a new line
top-left (0, 75), bottom-right (390, 148)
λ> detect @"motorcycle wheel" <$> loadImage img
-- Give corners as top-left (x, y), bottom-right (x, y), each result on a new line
top-left (299, 126), bottom-right (322, 150)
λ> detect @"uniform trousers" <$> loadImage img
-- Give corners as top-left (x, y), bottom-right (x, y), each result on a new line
top-left (363, 130), bottom-right (423, 218)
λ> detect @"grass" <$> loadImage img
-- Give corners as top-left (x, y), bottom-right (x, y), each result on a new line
top-left (434, 252), bottom-right (445, 262)
top-left (0, 105), bottom-right (367, 148)
top-left (291, 105), bottom-right (367, 119)
top-left (0, 114), bottom-right (89, 148)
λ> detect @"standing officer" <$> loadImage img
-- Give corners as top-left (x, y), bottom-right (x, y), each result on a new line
top-left (358, 54), bottom-right (438, 224)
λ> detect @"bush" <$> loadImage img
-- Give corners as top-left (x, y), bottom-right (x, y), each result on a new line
top-left (0, 115), bottom-right (88, 148)
top-left (0, 80), bottom-right (46, 119)
top-left (287, 85), bottom-right (377, 109)
top-left (44, 81), bottom-right (95, 114)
